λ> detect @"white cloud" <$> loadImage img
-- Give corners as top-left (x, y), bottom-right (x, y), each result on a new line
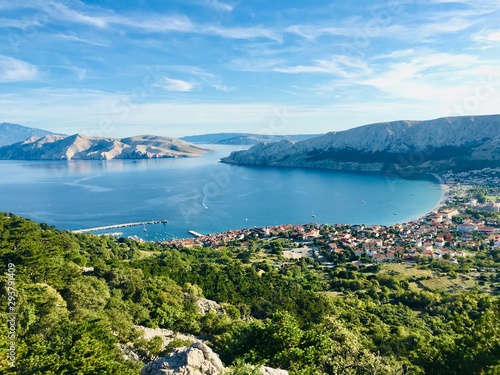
top-left (159, 77), bottom-right (195, 92)
top-left (44, 1), bottom-right (108, 28)
top-left (230, 58), bottom-right (285, 72)
top-left (201, 0), bottom-right (234, 13)
top-left (0, 55), bottom-right (38, 82)
top-left (358, 51), bottom-right (493, 102)
top-left (54, 33), bottom-right (109, 47)
top-left (274, 56), bottom-right (371, 78)
top-left (474, 30), bottom-right (500, 43)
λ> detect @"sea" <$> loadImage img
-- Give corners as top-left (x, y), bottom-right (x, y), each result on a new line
top-left (0, 145), bottom-right (443, 241)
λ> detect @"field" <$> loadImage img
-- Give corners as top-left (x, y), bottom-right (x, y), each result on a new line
top-left (380, 263), bottom-right (433, 279)
top-left (380, 263), bottom-right (497, 294)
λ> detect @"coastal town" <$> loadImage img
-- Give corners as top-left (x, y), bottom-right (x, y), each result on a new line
top-left (162, 167), bottom-right (500, 270)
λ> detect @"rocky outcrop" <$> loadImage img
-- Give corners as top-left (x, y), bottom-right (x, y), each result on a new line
top-left (221, 115), bottom-right (500, 173)
top-left (136, 326), bottom-right (199, 350)
top-left (141, 342), bottom-right (224, 375)
top-left (259, 367), bottom-right (288, 375)
top-left (139, 342), bottom-right (289, 375)
top-left (195, 297), bottom-right (225, 315)
top-left (0, 133), bottom-right (212, 160)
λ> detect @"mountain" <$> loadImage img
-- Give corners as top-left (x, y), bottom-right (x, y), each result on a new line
top-left (0, 122), bottom-right (59, 146)
top-left (221, 115), bottom-right (500, 173)
top-left (181, 133), bottom-right (321, 145)
top-left (0, 134), bottom-right (212, 160)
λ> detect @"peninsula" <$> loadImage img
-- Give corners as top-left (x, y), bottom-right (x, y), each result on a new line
top-left (0, 133), bottom-right (212, 160)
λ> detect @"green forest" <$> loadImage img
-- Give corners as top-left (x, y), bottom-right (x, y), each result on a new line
top-left (1, 213), bottom-right (499, 374)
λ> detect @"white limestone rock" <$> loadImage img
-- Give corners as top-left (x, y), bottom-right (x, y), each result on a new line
top-left (221, 115), bottom-right (500, 173)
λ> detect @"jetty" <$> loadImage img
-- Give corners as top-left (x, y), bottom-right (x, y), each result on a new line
top-left (72, 219), bottom-right (167, 234)
top-left (188, 230), bottom-right (204, 238)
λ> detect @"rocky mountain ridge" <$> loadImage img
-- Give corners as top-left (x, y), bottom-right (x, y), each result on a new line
top-left (221, 115), bottom-right (500, 173)
top-left (0, 133), bottom-right (212, 160)
top-left (181, 133), bottom-right (320, 145)
top-left (0, 122), bottom-right (60, 146)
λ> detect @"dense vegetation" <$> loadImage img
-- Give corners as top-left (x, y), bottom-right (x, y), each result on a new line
top-left (1, 213), bottom-right (499, 374)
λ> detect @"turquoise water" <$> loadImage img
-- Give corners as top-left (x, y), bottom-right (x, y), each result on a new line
top-left (0, 145), bottom-right (442, 240)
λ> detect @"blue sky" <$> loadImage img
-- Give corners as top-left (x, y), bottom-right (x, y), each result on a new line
top-left (0, 0), bottom-right (499, 137)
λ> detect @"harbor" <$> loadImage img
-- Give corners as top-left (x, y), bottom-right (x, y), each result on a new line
top-left (72, 219), bottom-right (168, 234)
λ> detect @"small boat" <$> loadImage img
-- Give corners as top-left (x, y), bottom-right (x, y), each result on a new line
top-left (361, 200), bottom-right (366, 204)
top-left (393, 212), bottom-right (398, 215)
top-left (311, 210), bottom-right (316, 218)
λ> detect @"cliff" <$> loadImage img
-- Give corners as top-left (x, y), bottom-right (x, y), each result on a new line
top-left (220, 115), bottom-right (500, 173)
top-left (0, 133), bottom-right (212, 160)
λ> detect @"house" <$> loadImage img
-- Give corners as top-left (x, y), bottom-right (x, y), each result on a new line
top-left (457, 220), bottom-right (477, 232)
top-left (434, 237), bottom-right (446, 248)
top-left (440, 208), bottom-right (459, 219)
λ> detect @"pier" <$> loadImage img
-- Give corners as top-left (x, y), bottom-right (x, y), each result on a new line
top-left (72, 219), bottom-right (168, 234)
top-left (188, 230), bottom-right (204, 237)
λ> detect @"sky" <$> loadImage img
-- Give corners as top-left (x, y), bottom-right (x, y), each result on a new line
top-left (0, 0), bottom-right (499, 138)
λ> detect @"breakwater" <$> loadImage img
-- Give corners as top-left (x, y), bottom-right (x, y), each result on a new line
top-left (72, 219), bottom-right (167, 233)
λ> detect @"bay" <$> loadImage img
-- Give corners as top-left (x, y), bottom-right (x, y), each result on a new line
top-left (0, 145), bottom-right (442, 241)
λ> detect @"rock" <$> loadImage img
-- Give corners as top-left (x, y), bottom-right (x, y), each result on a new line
top-left (141, 342), bottom-right (225, 375)
top-left (117, 343), bottom-right (141, 364)
top-left (260, 366), bottom-right (289, 375)
top-left (0, 133), bottom-right (212, 160)
top-left (140, 341), bottom-right (289, 375)
top-left (221, 114), bottom-right (500, 173)
top-left (135, 326), bottom-right (199, 350)
top-left (195, 297), bottom-right (225, 315)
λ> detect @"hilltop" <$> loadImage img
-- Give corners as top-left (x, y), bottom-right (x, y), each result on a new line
top-left (0, 133), bottom-right (212, 160)
top-left (221, 115), bottom-right (500, 173)
top-left (0, 122), bottom-right (60, 147)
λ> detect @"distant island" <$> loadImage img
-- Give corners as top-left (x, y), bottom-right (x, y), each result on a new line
top-left (180, 132), bottom-right (321, 145)
top-left (0, 133), bottom-right (212, 160)
top-left (0, 122), bottom-right (61, 147)
top-left (221, 114), bottom-right (500, 173)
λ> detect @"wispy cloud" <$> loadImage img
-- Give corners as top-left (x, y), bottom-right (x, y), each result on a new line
top-left (358, 51), bottom-right (486, 100)
top-left (230, 58), bottom-right (285, 72)
top-left (53, 33), bottom-right (109, 47)
top-left (158, 77), bottom-right (195, 92)
top-left (274, 55), bottom-right (371, 78)
top-left (199, 0), bottom-right (235, 13)
top-left (474, 29), bottom-right (500, 45)
top-left (0, 55), bottom-right (38, 82)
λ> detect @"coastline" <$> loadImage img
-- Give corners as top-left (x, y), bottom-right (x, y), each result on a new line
top-left (430, 173), bottom-right (449, 213)
top-left (402, 173), bottom-right (448, 225)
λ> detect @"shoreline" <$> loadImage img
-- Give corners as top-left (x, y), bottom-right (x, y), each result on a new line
top-left (433, 174), bottom-right (450, 212)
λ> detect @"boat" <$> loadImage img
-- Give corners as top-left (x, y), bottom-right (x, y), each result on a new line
top-left (311, 210), bottom-right (316, 218)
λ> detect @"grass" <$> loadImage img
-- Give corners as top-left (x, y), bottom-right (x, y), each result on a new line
top-left (137, 250), bottom-right (162, 259)
top-left (380, 263), bottom-right (433, 279)
top-left (419, 277), bottom-right (463, 291)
